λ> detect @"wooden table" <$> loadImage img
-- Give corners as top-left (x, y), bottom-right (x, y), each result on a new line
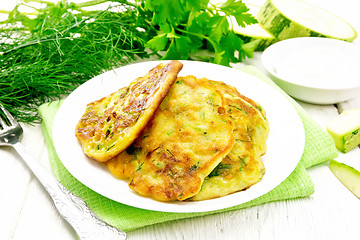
top-left (1, 0), bottom-right (360, 239)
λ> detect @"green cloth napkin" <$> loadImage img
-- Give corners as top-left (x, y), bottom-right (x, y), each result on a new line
top-left (38, 65), bottom-right (338, 232)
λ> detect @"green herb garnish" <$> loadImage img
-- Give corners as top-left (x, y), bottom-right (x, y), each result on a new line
top-left (239, 155), bottom-right (248, 171)
top-left (0, 0), bottom-right (151, 123)
top-left (207, 163), bottom-right (232, 177)
top-left (0, 0), bottom-right (257, 123)
top-left (145, 0), bottom-right (258, 65)
top-left (190, 161), bottom-right (200, 171)
top-left (136, 161), bottom-right (144, 172)
top-left (229, 104), bottom-right (247, 115)
top-left (105, 143), bottom-right (116, 152)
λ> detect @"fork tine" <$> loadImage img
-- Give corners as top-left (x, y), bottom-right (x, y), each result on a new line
top-left (0, 103), bottom-right (18, 126)
top-left (0, 113), bottom-right (7, 128)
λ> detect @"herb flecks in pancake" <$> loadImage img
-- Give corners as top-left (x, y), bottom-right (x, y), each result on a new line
top-left (107, 76), bottom-right (235, 201)
top-left (75, 60), bottom-right (183, 162)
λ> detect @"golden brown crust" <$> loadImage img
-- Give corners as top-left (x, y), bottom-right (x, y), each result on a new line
top-left (190, 80), bottom-right (269, 201)
top-left (75, 60), bottom-right (183, 162)
top-left (107, 76), bottom-right (235, 201)
top-left (81, 61), bottom-right (269, 202)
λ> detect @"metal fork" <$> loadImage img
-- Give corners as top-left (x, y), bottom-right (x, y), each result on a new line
top-left (0, 103), bottom-right (126, 240)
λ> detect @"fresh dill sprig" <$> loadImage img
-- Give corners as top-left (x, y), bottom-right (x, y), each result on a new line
top-left (0, 0), bottom-right (258, 124)
top-left (0, 0), bottom-right (151, 123)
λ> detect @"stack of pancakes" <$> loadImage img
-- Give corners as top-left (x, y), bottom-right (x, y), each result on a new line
top-left (75, 60), bottom-right (269, 201)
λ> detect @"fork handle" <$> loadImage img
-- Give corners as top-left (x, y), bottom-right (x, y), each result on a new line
top-left (13, 142), bottom-right (127, 240)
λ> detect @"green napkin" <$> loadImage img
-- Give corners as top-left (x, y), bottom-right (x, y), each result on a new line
top-left (38, 65), bottom-right (338, 232)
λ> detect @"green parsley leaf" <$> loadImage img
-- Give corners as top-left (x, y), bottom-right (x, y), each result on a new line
top-left (162, 34), bottom-right (192, 59)
top-left (208, 15), bottom-right (229, 43)
top-left (143, 0), bottom-right (258, 66)
top-left (145, 0), bottom-right (185, 26)
top-left (146, 33), bottom-right (168, 51)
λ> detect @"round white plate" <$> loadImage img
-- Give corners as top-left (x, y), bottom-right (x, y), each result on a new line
top-left (53, 60), bottom-right (305, 213)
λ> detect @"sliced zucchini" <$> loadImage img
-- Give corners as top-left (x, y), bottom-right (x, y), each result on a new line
top-left (327, 109), bottom-right (360, 153)
top-left (258, 0), bottom-right (357, 42)
top-left (329, 160), bottom-right (360, 199)
top-left (229, 3), bottom-right (276, 51)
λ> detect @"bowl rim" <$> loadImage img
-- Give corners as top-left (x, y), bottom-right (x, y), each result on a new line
top-left (261, 37), bottom-right (360, 91)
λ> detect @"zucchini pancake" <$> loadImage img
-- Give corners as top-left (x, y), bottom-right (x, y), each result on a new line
top-left (76, 61), bottom-right (269, 202)
top-left (106, 75), bottom-right (269, 201)
top-left (107, 76), bottom-right (235, 201)
top-left (75, 60), bottom-right (183, 162)
top-left (190, 80), bottom-right (269, 201)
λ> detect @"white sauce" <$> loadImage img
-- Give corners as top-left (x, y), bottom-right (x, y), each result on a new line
top-left (273, 43), bottom-right (360, 89)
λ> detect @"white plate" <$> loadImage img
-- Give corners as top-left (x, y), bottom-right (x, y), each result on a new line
top-left (53, 60), bottom-right (305, 213)
top-left (262, 37), bottom-right (360, 104)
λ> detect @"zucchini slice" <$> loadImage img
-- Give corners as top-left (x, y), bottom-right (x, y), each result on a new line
top-left (329, 160), bottom-right (360, 199)
top-left (327, 109), bottom-right (360, 153)
top-left (230, 3), bottom-right (276, 51)
top-left (258, 0), bottom-right (357, 42)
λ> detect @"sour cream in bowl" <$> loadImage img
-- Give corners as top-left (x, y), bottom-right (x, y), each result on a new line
top-left (262, 37), bottom-right (360, 104)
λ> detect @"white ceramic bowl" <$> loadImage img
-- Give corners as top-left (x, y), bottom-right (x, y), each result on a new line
top-left (261, 37), bottom-right (360, 105)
